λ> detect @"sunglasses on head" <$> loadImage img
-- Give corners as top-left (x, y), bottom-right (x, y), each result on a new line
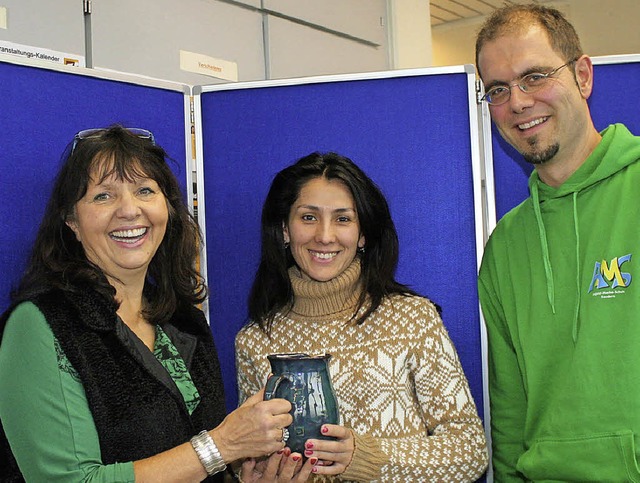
top-left (71, 127), bottom-right (156, 154)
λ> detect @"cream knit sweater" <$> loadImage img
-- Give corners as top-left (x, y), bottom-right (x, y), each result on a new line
top-left (235, 260), bottom-right (488, 482)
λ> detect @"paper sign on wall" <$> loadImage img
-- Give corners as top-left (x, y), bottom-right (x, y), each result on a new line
top-left (180, 50), bottom-right (238, 82)
top-left (0, 40), bottom-right (84, 66)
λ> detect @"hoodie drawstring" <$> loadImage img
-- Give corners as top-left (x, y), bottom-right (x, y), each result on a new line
top-left (531, 183), bottom-right (582, 343)
top-left (531, 183), bottom-right (556, 314)
top-left (572, 192), bottom-right (581, 343)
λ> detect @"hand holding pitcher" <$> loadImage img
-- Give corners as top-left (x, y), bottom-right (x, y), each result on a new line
top-left (263, 353), bottom-right (339, 455)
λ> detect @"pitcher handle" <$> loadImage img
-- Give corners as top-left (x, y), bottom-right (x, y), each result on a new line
top-left (264, 373), bottom-right (293, 400)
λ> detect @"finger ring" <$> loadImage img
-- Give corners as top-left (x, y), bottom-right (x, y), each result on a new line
top-left (281, 427), bottom-right (289, 443)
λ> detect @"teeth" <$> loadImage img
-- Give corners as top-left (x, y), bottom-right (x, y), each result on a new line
top-left (519, 117), bottom-right (547, 130)
top-left (311, 251), bottom-right (337, 260)
top-left (110, 228), bottom-right (147, 242)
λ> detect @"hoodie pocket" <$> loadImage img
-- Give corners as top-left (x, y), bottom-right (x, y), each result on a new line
top-left (517, 430), bottom-right (640, 482)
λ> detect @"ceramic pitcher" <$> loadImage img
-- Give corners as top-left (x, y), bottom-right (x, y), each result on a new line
top-left (264, 352), bottom-right (339, 454)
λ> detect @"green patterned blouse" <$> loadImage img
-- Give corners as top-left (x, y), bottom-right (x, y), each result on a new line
top-left (154, 325), bottom-right (201, 414)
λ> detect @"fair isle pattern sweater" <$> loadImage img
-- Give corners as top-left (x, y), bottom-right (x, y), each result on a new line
top-left (235, 260), bottom-right (488, 482)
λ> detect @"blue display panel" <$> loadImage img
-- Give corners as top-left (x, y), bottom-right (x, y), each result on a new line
top-left (490, 56), bottom-right (640, 220)
top-left (0, 59), bottom-right (189, 312)
top-left (199, 69), bottom-right (486, 425)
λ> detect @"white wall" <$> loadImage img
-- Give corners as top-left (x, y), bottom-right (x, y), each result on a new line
top-left (570, 0), bottom-right (640, 58)
top-left (92, 0), bottom-right (266, 84)
top-left (0, 0), bottom-right (389, 84)
top-left (0, 0), bottom-right (82, 55)
top-left (263, 0), bottom-right (388, 79)
top-left (1, 1), bottom-right (637, 82)
top-left (387, 0), bottom-right (432, 69)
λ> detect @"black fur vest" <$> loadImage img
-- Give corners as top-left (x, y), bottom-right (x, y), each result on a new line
top-left (0, 287), bottom-right (227, 482)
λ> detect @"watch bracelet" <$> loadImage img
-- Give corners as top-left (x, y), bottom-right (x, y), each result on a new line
top-left (190, 430), bottom-right (227, 476)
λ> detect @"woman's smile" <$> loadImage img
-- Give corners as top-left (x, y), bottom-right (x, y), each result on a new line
top-left (284, 177), bottom-right (364, 282)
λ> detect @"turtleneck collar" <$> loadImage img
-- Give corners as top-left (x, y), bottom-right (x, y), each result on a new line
top-left (288, 258), bottom-right (363, 321)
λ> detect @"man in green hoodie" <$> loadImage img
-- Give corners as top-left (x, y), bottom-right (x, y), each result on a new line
top-left (476, 4), bottom-right (640, 481)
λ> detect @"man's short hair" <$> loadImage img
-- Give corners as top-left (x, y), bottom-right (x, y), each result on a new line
top-left (475, 4), bottom-right (583, 78)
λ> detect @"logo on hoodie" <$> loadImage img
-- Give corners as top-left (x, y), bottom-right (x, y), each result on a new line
top-left (588, 254), bottom-right (632, 297)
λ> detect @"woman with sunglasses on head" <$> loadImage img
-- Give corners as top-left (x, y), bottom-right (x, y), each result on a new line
top-left (236, 152), bottom-right (488, 482)
top-left (0, 126), bottom-right (314, 482)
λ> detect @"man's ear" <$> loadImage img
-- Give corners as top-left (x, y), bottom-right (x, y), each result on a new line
top-left (574, 55), bottom-right (594, 100)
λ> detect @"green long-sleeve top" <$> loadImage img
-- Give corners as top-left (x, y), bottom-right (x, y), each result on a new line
top-left (0, 302), bottom-right (200, 482)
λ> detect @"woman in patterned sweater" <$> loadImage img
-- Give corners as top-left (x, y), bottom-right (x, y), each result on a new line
top-left (236, 152), bottom-right (488, 482)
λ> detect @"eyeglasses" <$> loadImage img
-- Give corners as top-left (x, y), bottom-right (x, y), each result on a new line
top-left (71, 127), bottom-right (156, 154)
top-left (480, 59), bottom-right (578, 106)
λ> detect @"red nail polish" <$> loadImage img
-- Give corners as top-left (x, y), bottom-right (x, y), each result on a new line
top-left (304, 449), bottom-right (313, 456)
top-left (292, 455), bottom-right (301, 462)
top-left (312, 467), bottom-right (318, 473)
top-left (321, 426), bottom-right (329, 434)
top-left (310, 457), bottom-right (319, 465)
top-left (305, 441), bottom-right (314, 449)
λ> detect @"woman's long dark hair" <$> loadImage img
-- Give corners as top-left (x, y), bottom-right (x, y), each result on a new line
top-left (12, 125), bottom-right (206, 323)
top-left (248, 152), bottom-right (419, 334)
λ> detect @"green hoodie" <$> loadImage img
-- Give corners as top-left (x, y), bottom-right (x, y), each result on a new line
top-left (479, 124), bottom-right (640, 482)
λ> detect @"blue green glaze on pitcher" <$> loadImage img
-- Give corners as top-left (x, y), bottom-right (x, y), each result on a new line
top-left (264, 353), bottom-right (339, 455)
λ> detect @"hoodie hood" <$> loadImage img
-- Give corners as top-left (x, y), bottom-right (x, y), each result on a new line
top-left (528, 124), bottom-right (640, 342)
top-left (531, 124), bottom-right (640, 201)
